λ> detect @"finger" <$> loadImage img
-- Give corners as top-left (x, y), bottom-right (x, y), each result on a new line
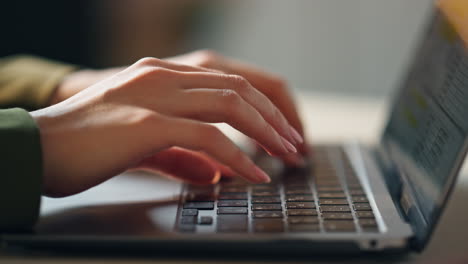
top-left (133, 57), bottom-right (222, 74)
top-left (136, 147), bottom-right (222, 185)
top-left (188, 150), bottom-right (238, 178)
top-left (172, 89), bottom-right (296, 157)
top-left (168, 51), bottom-right (305, 145)
top-left (253, 138), bottom-right (306, 168)
top-left (154, 115), bottom-right (271, 183)
top-left (208, 59), bottom-right (307, 153)
top-left (280, 153), bottom-right (307, 168)
top-left (173, 71), bottom-right (299, 148)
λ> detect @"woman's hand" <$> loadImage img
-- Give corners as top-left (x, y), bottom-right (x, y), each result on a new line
top-left (32, 57), bottom-right (303, 197)
top-left (168, 50), bottom-right (307, 164)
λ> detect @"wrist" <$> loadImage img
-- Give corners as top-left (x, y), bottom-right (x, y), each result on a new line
top-left (47, 68), bottom-right (124, 106)
top-left (47, 69), bottom-right (98, 106)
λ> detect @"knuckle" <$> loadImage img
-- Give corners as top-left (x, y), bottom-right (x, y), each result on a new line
top-left (226, 75), bottom-right (250, 93)
top-left (258, 118), bottom-right (274, 138)
top-left (271, 106), bottom-right (283, 121)
top-left (220, 89), bottom-right (243, 111)
top-left (135, 57), bottom-right (160, 67)
top-left (262, 118), bottom-right (274, 132)
top-left (130, 109), bottom-right (160, 127)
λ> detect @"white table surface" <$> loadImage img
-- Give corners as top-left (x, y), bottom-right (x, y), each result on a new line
top-left (2, 92), bottom-right (468, 264)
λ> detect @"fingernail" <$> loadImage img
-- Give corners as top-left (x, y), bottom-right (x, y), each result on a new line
top-left (289, 125), bottom-right (304, 144)
top-left (254, 166), bottom-right (271, 183)
top-left (210, 169), bottom-right (222, 184)
top-left (281, 136), bottom-right (297, 153)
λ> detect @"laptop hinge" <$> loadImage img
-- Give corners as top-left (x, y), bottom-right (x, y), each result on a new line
top-left (374, 147), bottom-right (409, 221)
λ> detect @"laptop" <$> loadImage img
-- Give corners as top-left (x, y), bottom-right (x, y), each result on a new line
top-left (2, 0), bottom-right (468, 256)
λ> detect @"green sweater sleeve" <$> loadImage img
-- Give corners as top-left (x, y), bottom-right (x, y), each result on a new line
top-left (0, 55), bottom-right (77, 231)
top-left (0, 55), bottom-right (77, 110)
top-left (0, 108), bottom-right (42, 231)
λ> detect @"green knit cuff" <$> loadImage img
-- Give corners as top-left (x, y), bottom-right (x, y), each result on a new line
top-left (0, 108), bottom-right (42, 232)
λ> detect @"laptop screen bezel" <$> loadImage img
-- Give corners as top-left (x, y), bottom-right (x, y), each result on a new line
top-left (379, 8), bottom-right (468, 251)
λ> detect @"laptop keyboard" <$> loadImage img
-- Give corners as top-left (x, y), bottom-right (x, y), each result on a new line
top-left (176, 146), bottom-right (379, 233)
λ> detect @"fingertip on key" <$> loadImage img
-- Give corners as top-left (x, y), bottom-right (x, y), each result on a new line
top-left (254, 166), bottom-right (271, 183)
top-left (281, 137), bottom-right (297, 154)
top-left (289, 125), bottom-right (304, 145)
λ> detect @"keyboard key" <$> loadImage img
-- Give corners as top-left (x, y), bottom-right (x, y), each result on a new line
top-left (287, 209), bottom-right (318, 216)
top-left (286, 195), bottom-right (314, 202)
top-left (182, 209), bottom-right (198, 216)
top-left (251, 190), bottom-right (280, 197)
top-left (356, 211), bottom-right (374, 218)
top-left (220, 181), bottom-right (248, 188)
top-left (185, 193), bottom-right (216, 202)
top-left (289, 224), bottom-right (320, 232)
top-left (217, 207), bottom-right (248, 214)
top-left (186, 188), bottom-right (215, 197)
top-left (352, 196), bottom-right (369, 203)
top-left (354, 203), bottom-right (372, 211)
top-left (183, 202), bottom-right (214, 210)
top-left (322, 213), bottom-right (354, 220)
top-left (180, 216), bottom-right (197, 224)
top-left (324, 220), bottom-right (356, 232)
top-left (253, 219), bottom-right (284, 232)
top-left (317, 186), bottom-right (343, 192)
top-left (218, 194), bottom-right (248, 200)
top-left (286, 202), bottom-right (316, 209)
top-left (253, 211), bottom-right (283, 218)
top-left (315, 182), bottom-right (341, 187)
top-left (359, 219), bottom-right (377, 227)
top-left (252, 185), bottom-right (278, 191)
top-left (318, 193), bottom-right (346, 199)
top-left (252, 197), bottom-right (281, 204)
top-left (316, 180), bottom-right (341, 185)
top-left (287, 216), bottom-right (319, 224)
top-left (219, 187), bottom-right (247, 193)
top-left (283, 177), bottom-right (308, 183)
top-left (285, 189), bottom-right (313, 195)
top-left (348, 183), bottom-right (362, 189)
top-left (252, 204), bottom-right (282, 211)
top-left (198, 216), bottom-right (213, 225)
top-left (217, 200), bottom-right (248, 207)
top-left (283, 182), bottom-right (309, 188)
top-left (217, 215), bottom-right (248, 232)
top-left (319, 199), bottom-right (348, 205)
top-left (349, 189), bottom-right (365, 196)
top-left (320, 205), bottom-right (351, 212)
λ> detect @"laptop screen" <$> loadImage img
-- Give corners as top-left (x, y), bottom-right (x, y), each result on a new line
top-left (381, 1), bottom-right (468, 247)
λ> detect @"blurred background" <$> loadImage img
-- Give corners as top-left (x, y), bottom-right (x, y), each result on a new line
top-left (0, 0), bottom-right (433, 98)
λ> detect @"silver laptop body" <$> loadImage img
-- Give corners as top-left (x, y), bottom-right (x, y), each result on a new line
top-left (2, 7), bottom-right (468, 256)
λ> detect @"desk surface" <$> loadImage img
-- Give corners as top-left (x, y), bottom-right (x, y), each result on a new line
top-left (2, 92), bottom-right (468, 264)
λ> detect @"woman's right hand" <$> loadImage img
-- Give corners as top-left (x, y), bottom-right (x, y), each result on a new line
top-left (31, 57), bottom-right (303, 197)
